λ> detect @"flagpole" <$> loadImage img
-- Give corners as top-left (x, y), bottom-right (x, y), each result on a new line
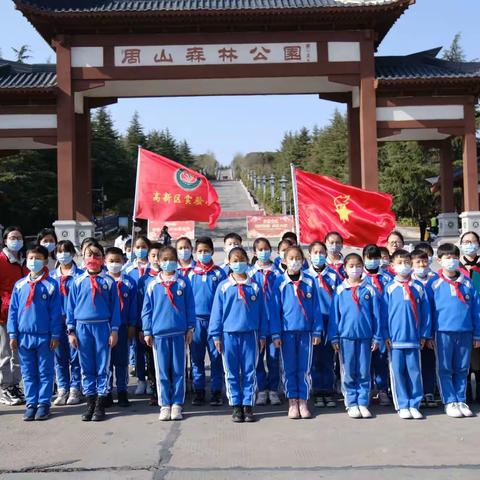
top-left (131, 145), bottom-right (142, 249)
top-left (290, 163), bottom-right (301, 244)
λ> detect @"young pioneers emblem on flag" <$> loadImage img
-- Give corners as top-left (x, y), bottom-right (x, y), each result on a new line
top-left (175, 169), bottom-right (202, 191)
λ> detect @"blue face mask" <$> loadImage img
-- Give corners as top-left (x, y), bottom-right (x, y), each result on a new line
top-left (394, 264), bottom-right (412, 276)
top-left (230, 262), bottom-right (249, 274)
top-left (327, 244), bottom-right (342, 254)
top-left (257, 250), bottom-right (271, 262)
top-left (461, 243), bottom-right (478, 256)
top-left (414, 267), bottom-right (429, 277)
top-left (41, 242), bottom-right (56, 253)
top-left (441, 258), bottom-right (460, 272)
top-left (311, 253), bottom-right (326, 268)
top-left (364, 258), bottom-right (380, 270)
top-left (160, 260), bottom-right (177, 273)
top-left (56, 252), bottom-right (73, 265)
top-left (177, 249), bottom-right (192, 262)
top-left (27, 259), bottom-right (45, 274)
top-left (197, 252), bottom-right (212, 264)
top-left (6, 239), bottom-right (23, 252)
top-left (135, 248), bottom-right (148, 259)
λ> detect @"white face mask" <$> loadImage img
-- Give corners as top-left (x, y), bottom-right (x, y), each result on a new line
top-left (287, 260), bottom-right (302, 273)
top-left (394, 264), bottom-right (412, 276)
top-left (107, 262), bottom-right (123, 274)
top-left (347, 267), bottom-right (363, 279)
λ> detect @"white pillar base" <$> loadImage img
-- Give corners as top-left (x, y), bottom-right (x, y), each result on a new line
top-left (437, 212), bottom-right (459, 237)
top-left (460, 211), bottom-right (480, 235)
top-left (53, 220), bottom-right (80, 246)
top-left (77, 221), bottom-right (96, 244)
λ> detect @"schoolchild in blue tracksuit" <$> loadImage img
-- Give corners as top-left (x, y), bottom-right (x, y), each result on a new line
top-left (123, 235), bottom-right (151, 393)
top-left (209, 247), bottom-right (266, 423)
top-left (142, 246), bottom-right (195, 421)
top-left (273, 239), bottom-right (292, 273)
top-left (219, 232), bottom-right (243, 275)
top-left (248, 237), bottom-right (282, 406)
top-left (67, 241), bottom-right (121, 422)
top-left (432, 243), bottom-right (480, 418)
top-left (325, 231), bottom-right (346, 282)
top-left (7, 245), bottom-right (62, 421)
top-left (329, 253), bottom-right (381, 419)
top-left (305, 241), bottom-right (339, 409)
top-left (411, 246), bottom-right (439, 408)
top-left (362, 244), bottom-right (392, 407)
top-left (379, 247), bottom-right (394, 280)
top-left (176, 237), bottom-right (196, 277)
top-left (104, 247), bottom-right (137, 407)
top-left (271, 246), bottom-right (324, 420)
top-left (383, 250), bottom-right (432, 420)
top-left (50, 240), bottom-right (83, 406)
top-left (188, 236), bottom-right (226, 406)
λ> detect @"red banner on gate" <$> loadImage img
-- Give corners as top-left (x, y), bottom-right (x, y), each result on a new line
top-left (246, 215), bottom-right (294, 239)
top-left (148, 221), bottom-right (195, 241)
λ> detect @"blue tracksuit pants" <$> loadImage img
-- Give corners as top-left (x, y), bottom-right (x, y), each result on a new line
top-left (191, 317), bottom-right (223, 393)
top-left (55, 324), bottom-right (81, 391)
top-left (435, 331), bottom-right (472, 404)
top-left (311, 341), bottom-right (335, 394)
top-left (371, 348), bottom-right (389, 392)
top-left (421, 347), bottom-right (436, 396)
top-left (256, 336), bottom-right (281, 392)
top-left (339, 338), bottom-right (372, 407)
top-left (18, 333), bottom-right (54, 407)
top-left (389, 348), bottom-right (423, 410)
top-left (110, 324), bottom-right (129, 393)
top-left (222, 331), bottom-right (258, 406)
top-left (280, 331), bottom-right (313, 401)
top-left (152, 334), bottom-right (186, 406)
top-left (76, 321), bottom-right (111, 397)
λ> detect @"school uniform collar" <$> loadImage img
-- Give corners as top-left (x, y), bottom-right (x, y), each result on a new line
top-left (28, 271), bottom-right (45, 283)
top-left (55, 262), bottom-right (80, 278)
top-left (227, 273), bottom-right (253, 286)
top-left (2, 247), bottom-right (23, 265)
top-left (326, 256), bottom-right (343, 266)
top-left (283, 270), bottom-right (309, 285)
top-left (177, 260), bottom-right (195, 269)
top-left (155, 271), bottom-right (178, 284)
top-left (251, 262), bottom-right (275, 274)
top-left (340, 277), bottom-right (368, 290)
top-left (411, 270), bottom-right (435, 283)
top-left (393, 275), bottom-right (416, 285)
top-left (307, 264), bottom-right (328, 278)
top-left (438, 269), bottom-right (466, 285)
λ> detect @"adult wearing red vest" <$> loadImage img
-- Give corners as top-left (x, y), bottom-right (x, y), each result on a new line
top-left (0, 226), bottom-right (28, 405)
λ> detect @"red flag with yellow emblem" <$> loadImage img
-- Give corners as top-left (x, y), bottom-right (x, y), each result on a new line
top-left (133, 147), bottom-right (221, 228)
top-left (294, 168), bottom-right (396, 246)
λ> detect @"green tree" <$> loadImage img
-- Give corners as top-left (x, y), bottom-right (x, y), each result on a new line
top-left (442, 33), bottom-right (466, 62)
top-left (11, 45), bottom-right (32, 63)
top-left (124, 111), bottom-right (146, 160)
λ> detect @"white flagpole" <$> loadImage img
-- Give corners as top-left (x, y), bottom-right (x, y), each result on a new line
top-left (131, 145), bottom-right (142, 248)
top-left (290, 163), bottom-right (301, 243)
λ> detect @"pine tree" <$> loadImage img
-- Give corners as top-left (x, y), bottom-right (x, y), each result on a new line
top-left (442, 33), bottom-right (466, 62)
top-left (124, 111), bottom-right (146, 160)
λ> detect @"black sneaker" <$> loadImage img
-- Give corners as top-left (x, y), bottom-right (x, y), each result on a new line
top-left (103, 393), bottom-right (114, 408)
top-left (23, 406), bottom-right (37, 421)
top-left (35, 404), bottom-right (50, 421)
top-left (192, 390), bottom-right (205, 406)
top-left (117, 391), bottom-right (130, 407)
top-left (210, 391), bottom-right (223, 406)
top-left (232, 405), bottom-right (244, 423)
top-left (82, 395), bottom-right (97, 421)
top-left (92, 396), bottom-right (106, 422)
top-left (243, 406), bottom-right (256, 423)
top-left (12, 385), bottom-right (25, 401)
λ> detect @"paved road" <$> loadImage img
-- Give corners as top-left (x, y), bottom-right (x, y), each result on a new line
top-left (1, 387), bottom-right (480, 479)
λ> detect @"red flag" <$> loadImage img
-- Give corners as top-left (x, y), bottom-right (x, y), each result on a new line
top-left (134, 147), bottom-right (221, 228)
top-left (294, 168), bottom-right (396, 246)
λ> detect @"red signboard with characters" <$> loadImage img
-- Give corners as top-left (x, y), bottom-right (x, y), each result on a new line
top-left (246, 215), bottom-right (294, 239)
top-left (148, 220), bottom-right (195, 241)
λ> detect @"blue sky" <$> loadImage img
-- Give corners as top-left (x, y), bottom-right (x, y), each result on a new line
top-left (1, 0), bottom-right (479, 165)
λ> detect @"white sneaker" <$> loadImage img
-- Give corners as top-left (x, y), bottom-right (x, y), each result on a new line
top-left (171, 404), bottom-right (183, 421)
top-left (135, 380), bottom-right (147, 395)
top-left (398, 408), bottom-right (412, 419)
top-left (159, 406), bottom-right (171, 421)
top-left (256, 390), bottom-right (268, 405)
top-left (53, 388), bottom-right (69, 406)
top-left (347, 406), bottom-right (362, 418)
top-left (445, 402), bottom-right (463, 418)
top-left (146, 383), bottom-right (153, 395)
top-left (269, 391), bottom-right (282, 405)
top-left (409, 407), bottom-right (424, 419)
top-left (66, 388), bottom-right (81, 405)
top-left (457, 402), bottom-right (474, 417)
top-left (358, 406), bottom-right (372, 418)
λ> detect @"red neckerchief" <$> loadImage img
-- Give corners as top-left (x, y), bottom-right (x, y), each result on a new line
top-left (330, 262), bottom-right (345, 281)
top-left (89, 273), bottom-right (102, 307)
top-left (138, 264), bottom-right (146, 278)
top-left (292, 279), bottom-right (308, 319)
top-left (159, 275), bottom-right (178, 310)
top-left (194, 261), bottom-right (216, 275)
top-left (59, 275), bottom-right (69, 297)
top-left (316, 272), bottom-right (333, 297)
top-left (365, 271), bottom-right (383, 294)
top-left (25, 268), bottom-right (49, 309)
top-left (178, 266), bottom-right (192, 277)
top-left (116, 279), bottom-right (124, 312)
top-left (350, 285), bottom-right (360, 308)
top-left (261, 269), bottom-right (272, 295)
top-left (398, 279), bottom-right (419, 325)
top-left (439, 270), bottom-right (466, 303)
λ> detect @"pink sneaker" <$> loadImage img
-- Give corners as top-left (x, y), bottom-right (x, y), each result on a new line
top-left (298, 399), bottom-right (312, 419)
top-left (288, 399), bottom-right (300, 419)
